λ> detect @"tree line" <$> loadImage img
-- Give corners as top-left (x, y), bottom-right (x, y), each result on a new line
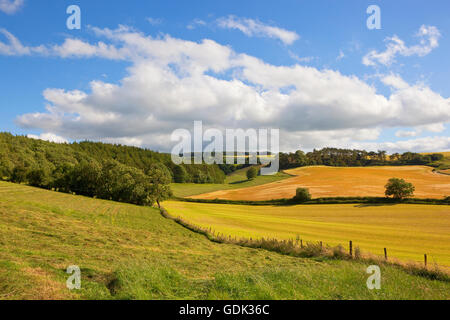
top-left (1, 132), bottom-right (446, 207)
top-left (0, 132), bottom-right (226, 186)
top-left (279, 147), bottom-right (444, 169)
top-left (0, 132), bottom-right (230, 207)
top-left (11, 159), bottom-right (171, 207)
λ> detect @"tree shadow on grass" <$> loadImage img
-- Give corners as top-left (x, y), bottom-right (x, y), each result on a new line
top-left (229, 180), bottom-right (249, 185)
top-left (354, 203), bottom-right (399, 208)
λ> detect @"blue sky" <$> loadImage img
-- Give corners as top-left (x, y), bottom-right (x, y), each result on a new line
top-left (0, 0), bottom-right (449, 152)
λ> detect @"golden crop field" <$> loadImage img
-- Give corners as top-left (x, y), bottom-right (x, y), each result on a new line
top-left (163, 201), bottom-right (450, 266)
top-left (190, 166), bottom-right (450, 201)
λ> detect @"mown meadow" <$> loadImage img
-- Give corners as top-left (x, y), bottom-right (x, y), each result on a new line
top-left (170, 166), bottom-right (291, 198)
top-left (163, 201), bottom-right (450, 267)
top-left (1, 181), bottom-right (449, 300)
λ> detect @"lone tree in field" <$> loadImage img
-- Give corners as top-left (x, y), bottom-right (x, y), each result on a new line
top-left (246, 166), bottom-right (258, 180)
top-left (146, 163), bottom-right (173, 208)
top-left (293, 188), bottom-right (311, 203)
top-left (385, 178), bottom-right (415, 200)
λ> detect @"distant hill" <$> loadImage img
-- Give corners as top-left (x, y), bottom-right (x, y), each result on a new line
top-left (421, 151), bottom-right (450, 157)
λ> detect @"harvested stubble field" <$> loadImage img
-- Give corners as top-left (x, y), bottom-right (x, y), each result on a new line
top-left (163, 201), bottom-right (450, 266)
top-left (190, 166), bottom-right (450, 201)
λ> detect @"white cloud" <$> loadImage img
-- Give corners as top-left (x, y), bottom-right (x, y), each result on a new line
top-left (349, 136), bottom-right (450, 154)
top-left (381, 74), bottom-right (410, 90)
top-left (336, 50), bottom-right (345, 61)
top-left (3, 25), bottom-right (448, 153)
top-left (187, 19), bottom-right (206, 30)
top-left (146, 17), bottom-right (163, 26)
top-left (0, 0), bottom-right (23, 15)
top-left (51, 38), bottom-right (128, 59)
top-left (395, 122), bottom-right (446, 138)
top-left (363, 25), bottom-right (441, 66)
top-left (217, 15), bottom-right (299, 45)
top-left (288, 50), bottom-right (315, 63)
top-left (0, 28), bottom-right (47, 56)
top-left (28, 132), bottom-right (68, 144)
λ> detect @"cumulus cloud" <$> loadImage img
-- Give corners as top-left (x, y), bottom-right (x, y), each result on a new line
top-left (217, 15), bottom-right (299, 45)
top-left (349, 136), bottom-right (450, 154)
top-left (0, 0), bottom-right (24, 15)
top-left (395, 122), bottom-right (446, 138)
top-left (28, 132), bottom-right (68, 144)
top-left (363, 25), bottom-right (441, 66)
top-left (51, 38), bottom-right (128, 59)
top-left (4, 25), bottom-right (449, 153)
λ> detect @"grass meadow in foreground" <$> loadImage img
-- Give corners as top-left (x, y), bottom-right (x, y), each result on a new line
top-left (163, 201), bottom-right (450, 267)
top-left (0, 182), bottom-right (449, 300)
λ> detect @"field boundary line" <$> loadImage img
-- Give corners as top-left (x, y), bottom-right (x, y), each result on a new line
top-left (173, 196), bottom-right (450, 206)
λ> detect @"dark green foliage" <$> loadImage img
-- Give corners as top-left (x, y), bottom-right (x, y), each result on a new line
top-left (146, 163), bottom-right (173, 207)
top-left (177, 196), bottom-right (449, 206)
top-left (51, 163), bottom-right (75, 193)
top-left (0, 133), bottom-right (187, 206)
top-left (26, 168), bottom-right (50, 188)
top-left (293, 188), bottom-right (311, 203)
top-left (279, 147), bottom-right (442, 169)
top-left (69, 160), bottom-right (102, 197)
top-left (0, 132), bottom-right (225, 185)
top-left (96, 161), bottom-right (156, 206)
top-left (385, 178), bottom-right (415, 200)
top-left (246, 167), bottom-right (258, 180)
top-left (172, 165), bottom-right (188, 183)
top-left (429, 153), bottom-right (444, 162)
top-left (10, 165), bottom-right (28, 183)
top-left (218, 163), bottom-right (246, 175)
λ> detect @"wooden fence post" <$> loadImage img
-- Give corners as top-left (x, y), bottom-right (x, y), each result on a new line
top-left (424, 254), bottom-right (427, 267)
top-left (384, 248), bottom-right (388, 260)
top-left (300, 239), bottom-right (303, 249)
top-left (349, 241), bottom-right (353, 257)
top-left (320, 241), bottom-right (323, 250)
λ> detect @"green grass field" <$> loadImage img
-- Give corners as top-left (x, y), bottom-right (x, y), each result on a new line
top-left (427, 152), bottom-right (450, 170)
top-left (163, 201), bottom-right (450, 266)
top-left (1, 181), bottom-right (449, 299)
top-left (171, 167), bottom-right (291, 198)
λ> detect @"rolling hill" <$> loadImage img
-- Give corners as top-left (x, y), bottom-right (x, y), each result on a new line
top-left (1, 181), bottom-right (449, 299)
